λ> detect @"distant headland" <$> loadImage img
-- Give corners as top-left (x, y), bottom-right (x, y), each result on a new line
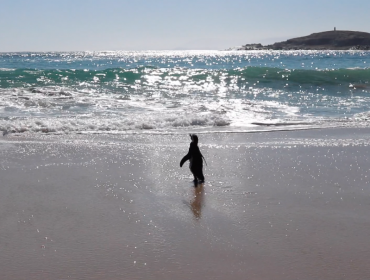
top-left (237, 29), bottom-right (370, 50)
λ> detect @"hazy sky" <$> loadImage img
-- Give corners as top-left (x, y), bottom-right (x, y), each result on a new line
top-left (1, 0), bottom-right (369, 51)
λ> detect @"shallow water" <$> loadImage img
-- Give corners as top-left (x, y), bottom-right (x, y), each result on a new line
top-left (1, 129), bottom-right (370, 279)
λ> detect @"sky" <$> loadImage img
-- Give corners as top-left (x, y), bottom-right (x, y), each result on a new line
top-left (1, 0), bottom-right (369, 51)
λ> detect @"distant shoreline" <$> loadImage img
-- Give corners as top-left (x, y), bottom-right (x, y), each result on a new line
top-left (236, 30), bottom-right (370, 51)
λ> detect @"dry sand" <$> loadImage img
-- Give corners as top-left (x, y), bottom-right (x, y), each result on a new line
top-left (1, 128), bottom-right (370, 280)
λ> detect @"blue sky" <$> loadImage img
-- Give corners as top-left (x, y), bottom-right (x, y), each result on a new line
top-left (1, 0), bottom-right (369, 51)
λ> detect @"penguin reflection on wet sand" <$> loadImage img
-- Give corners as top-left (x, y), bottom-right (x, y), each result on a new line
top-left (190, 184), bottom-right (204, 219)
top-left (180, 134), bottom-right (206, 184)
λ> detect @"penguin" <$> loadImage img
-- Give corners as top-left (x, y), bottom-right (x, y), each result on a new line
top-left (180, 134), bottom-right (206, 183)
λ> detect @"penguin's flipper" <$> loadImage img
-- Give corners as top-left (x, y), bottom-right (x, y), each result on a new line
top-left (180, 154), bottom-right (190, 167)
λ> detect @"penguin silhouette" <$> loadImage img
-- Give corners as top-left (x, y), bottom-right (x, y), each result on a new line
top-left (180, 134), bottom-right (206, 183)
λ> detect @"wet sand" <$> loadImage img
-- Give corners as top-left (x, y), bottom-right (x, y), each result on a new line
top-left (1, 128), bottom-right (370, 280)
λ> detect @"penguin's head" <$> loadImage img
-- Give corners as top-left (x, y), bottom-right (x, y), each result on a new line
top-left (190, 134), bottom-right (198, 144)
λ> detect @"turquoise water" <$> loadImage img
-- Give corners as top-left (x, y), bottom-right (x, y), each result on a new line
top-left (0, 50), bottom-right (369, 134)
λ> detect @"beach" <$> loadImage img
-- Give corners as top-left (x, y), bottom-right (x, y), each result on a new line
top-left (1, 127), bottom-right (370, 280)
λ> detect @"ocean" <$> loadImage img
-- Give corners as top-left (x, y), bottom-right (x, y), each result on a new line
top-left (1, 50), bottom-right (369, 135)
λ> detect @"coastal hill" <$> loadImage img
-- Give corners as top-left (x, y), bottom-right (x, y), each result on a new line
top-left (239, 30), bottom-right (370, 50)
